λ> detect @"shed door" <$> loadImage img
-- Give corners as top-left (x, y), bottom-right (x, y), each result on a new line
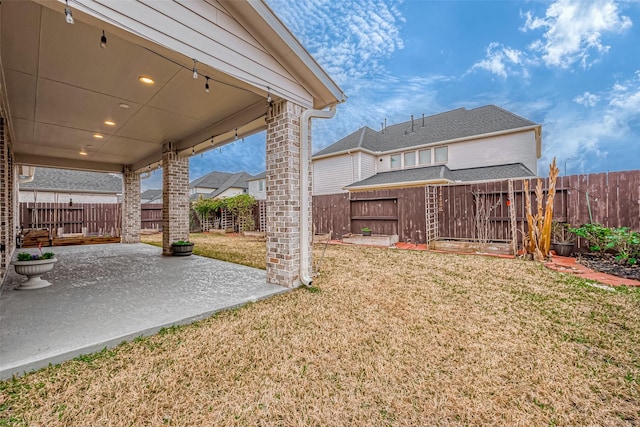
top-left (350, 198), bottom-right (398, 235)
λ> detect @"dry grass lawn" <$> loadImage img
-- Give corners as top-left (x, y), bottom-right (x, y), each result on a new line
top-left (1, 233), bottom-right (639, 426)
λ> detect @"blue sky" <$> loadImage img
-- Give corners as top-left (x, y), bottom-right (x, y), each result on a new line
top-left (143, 0), bottom-right (640, 190)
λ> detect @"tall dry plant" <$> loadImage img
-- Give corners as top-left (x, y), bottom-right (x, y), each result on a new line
top-left (523, 158), bottom-right (559, 261)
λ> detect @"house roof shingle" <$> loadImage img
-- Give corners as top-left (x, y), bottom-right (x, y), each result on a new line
top-left (19, 167), bottom-right (122, 194)
top-left (140, 189), bottom-right (162, 202)
top-left (314, 105), bottom-right (538, 157)
top-left (345, 163), bottom-right (535, 190)
top-left (189, 171), bottom-right (254, 200)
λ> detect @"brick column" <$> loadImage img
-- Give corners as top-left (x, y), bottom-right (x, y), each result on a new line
top-left (121, 167), bottom-right (141, 243)
top-left (162, 144), bottom-right (189, 256)
top-left (0, 115), bottom-right (16, 285)
top-left (265, 100), bottom-right (308, 287)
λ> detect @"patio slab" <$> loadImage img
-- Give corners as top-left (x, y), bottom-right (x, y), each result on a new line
top-left (0, 243), bottom-right (288, 380)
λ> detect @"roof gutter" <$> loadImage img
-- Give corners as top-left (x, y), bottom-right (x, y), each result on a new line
top-left (300, 105), bottom-right (337, 287)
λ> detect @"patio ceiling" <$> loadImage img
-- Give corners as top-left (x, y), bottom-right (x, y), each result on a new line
top-left (1, 1), bottom-right (340, 174)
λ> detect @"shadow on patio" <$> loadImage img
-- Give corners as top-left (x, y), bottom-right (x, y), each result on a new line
top-left (0, 243), bottom-right (287, 379)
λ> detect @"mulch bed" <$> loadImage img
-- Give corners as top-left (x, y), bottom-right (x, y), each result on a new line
top-left (577, 253), bottom-right (640, 281)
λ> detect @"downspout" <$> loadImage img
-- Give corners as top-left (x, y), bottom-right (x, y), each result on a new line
top-left (300, 105), bottom-right (337, 286)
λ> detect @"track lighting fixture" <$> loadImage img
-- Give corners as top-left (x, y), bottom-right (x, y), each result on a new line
top-left (205, 77), bottom-right (210, 93)
top-left (100, 30), bottom-right (107, 49)
top-left (192, 59), bottom-right (198, 79)
top-left (64, 0), bottom-right (74, 24)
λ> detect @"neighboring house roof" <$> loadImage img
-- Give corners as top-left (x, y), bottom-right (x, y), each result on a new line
top-left (247, 171), bottom-right (266, 181)
top-left (189, 171), bottom-right (254, 200)
top-left (345, 163), bottom-right (535, 190)
top-left (313, 105), bottom-right (538, 158)
top-left (190, 171), bottom-right (238, 189)
top-left (19, 167), bottom-right (122, 194)
top-left (140, 189), bottom-right (162, 202)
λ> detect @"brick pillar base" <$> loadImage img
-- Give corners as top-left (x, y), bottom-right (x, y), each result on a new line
top-left (266, 100), bottom-right (309, 287)
top-left (121, 168), bottom-right (141, 243)
top-left (162, 145), bottom-right (189, 256)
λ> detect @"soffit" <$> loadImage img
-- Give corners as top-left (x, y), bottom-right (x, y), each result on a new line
top-left (0, 0), bottom-right (285, 172)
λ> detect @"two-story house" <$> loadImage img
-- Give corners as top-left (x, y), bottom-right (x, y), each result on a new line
top-left (312, 105), bottom-right (541, 195)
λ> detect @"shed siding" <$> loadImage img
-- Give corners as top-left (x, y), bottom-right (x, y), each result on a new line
top-left (313, 155), bottom-right (354, 195)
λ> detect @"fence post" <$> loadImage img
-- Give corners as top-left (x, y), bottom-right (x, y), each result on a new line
top-left (508, 179), bottom-right (517, 256)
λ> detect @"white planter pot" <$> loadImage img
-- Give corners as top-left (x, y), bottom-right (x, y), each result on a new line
top-left (12, 258), bottom-right (58, 290)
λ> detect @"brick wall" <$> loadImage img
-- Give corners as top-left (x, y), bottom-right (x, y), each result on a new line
top-left (265, 100), bottom-right (310, 287)
top-left (121, 167), bottom-right (141, 243)
top-left (162, 145), bottom-right (189, 256)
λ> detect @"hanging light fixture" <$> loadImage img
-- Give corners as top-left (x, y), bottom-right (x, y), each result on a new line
top-left (192, 59), bottom-right (198, 79)
top-left (205, 77), bottom-right (210, 93)
top-left (100, 30), bottom-right (107, 49)
top-left (234, 128), bottom-right (238, 140)
top-left (64, 0), bottom-right (74, 24)
top-left (210, 136), bottom-right (214, 145)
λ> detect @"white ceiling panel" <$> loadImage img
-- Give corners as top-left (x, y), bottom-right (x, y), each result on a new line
top-left (118, 106), bottom-right (208, 143)
top-left (12, 119), bottom-right (36, 145)
top-left (0, 1), bottom-right (40, 75)
top-left (35, 79), bottom-right (138, 134)
top-left (5, 71), bottom-right (37, 121)
top-left (96, 136), bottom-right (159, 159)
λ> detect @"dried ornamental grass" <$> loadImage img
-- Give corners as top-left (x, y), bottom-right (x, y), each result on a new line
top-left (1, 237), bottom-right (639, 426)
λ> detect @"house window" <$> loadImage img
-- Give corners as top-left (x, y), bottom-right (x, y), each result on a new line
top-left (419, 149), bottom-right (431, 165)
top-left (390, 154), bottom-right (401, 169)
top-left (435, 146), bottom-right (448, 163)
top-left (259, 179), bottom-right (264, 191)
top-left (404, 151), bottom-right (416, 167)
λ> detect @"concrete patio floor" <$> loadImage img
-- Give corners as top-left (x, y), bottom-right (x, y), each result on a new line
top-left (0, 243), bottom-right (288, 379)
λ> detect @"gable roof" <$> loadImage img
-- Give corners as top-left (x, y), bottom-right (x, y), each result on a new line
top-left (19, 167), bottom-right (122, 194)
top-left (247, 171), bottom-right (267, 181)
top-left (345, 163), bottom-right (535, 191)
top-left (314, 105), bottom-right (538, 158)
top-left (189, 171), bottom-right (254, 200)
top-left (190, 171), bottom-right (236, 189)
top-left (140, 189), bottom-right (162, 202)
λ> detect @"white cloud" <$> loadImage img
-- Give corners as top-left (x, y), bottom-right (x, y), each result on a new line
top-left (267, 0), bottom-right (404, 85)
top-left (470, 42), bottom-right (528, 78)
top-left (539, 73), bottom-right (640, 174)
top-left (574, 91), bottom-right (600, 106)
top-left (522, 0), bottom-right (632, 69)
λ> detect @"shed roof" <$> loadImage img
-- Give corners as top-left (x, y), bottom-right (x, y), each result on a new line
top-left (345, 163), bottom-right (535, 190)
top-left (314, 105), bottom-right (538, 158)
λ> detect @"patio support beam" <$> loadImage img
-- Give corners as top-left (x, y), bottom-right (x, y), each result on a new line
top-left (265, 100), bottom-right (307, 288)
top-left (161, 143), bottom-right (189, 256)
top-left (121, 167), bottom-right (141, 244)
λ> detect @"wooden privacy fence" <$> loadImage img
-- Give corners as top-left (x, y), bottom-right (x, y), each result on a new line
top-left (312, 170), bottom-right (640, 245)
top-left (20, 203), bottom-right (164, 235)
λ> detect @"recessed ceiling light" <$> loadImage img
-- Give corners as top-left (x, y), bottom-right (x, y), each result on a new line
top-left (93, 134), bottom-right (104, 139)
top-left (104, 120), bottom-right (116, 126)
top-left (79, 149), bottom-right (88, 156)
top-left (119, 103), bottom-right (130, 109)
top-left (138, 76), bottom-right (154, 84)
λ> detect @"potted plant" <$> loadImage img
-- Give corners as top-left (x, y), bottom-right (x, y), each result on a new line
top-left (361, 227), bottom-right (372, 237)
top-left (551, 222), bottom-right (576, 257)
top-left (12, 249), bottom-right (57, 290)
top-left (171, 240), bottom-right (194, 256)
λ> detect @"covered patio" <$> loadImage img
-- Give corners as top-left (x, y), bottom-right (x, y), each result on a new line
top-left (0, 0), bottom-right (345, 288)
top-left (0, 243), bottom-right (288, 379)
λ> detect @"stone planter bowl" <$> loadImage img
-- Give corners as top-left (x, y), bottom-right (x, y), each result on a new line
top-left (171, 243), bottom-right (194, 256)
top-left (12, 258), bottom-right (58, 290)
